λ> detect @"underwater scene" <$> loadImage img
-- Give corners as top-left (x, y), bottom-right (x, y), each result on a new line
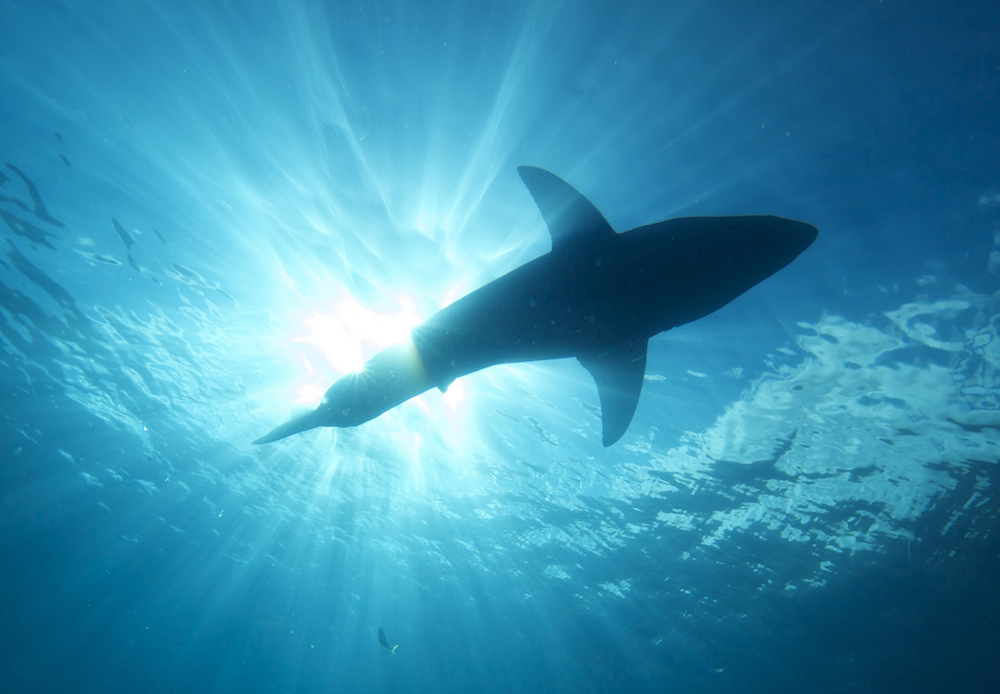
top-left (2, 1), bottom-right (998, 692)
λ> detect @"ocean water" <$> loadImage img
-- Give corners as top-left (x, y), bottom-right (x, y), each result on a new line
top-left (2, 1), bottom-right (998, 692)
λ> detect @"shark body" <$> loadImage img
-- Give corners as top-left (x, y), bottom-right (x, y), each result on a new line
top-left (254, 166), bottom-right (817, 446)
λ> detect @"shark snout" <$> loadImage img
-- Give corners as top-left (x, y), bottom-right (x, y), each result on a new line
top-left (780, 217), bottom-right (818, 253)
top-left (755, 216), bottom-right (818, 262)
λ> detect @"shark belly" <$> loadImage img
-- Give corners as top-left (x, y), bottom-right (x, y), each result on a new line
top-left (411, 256), bottom-right (640, 388)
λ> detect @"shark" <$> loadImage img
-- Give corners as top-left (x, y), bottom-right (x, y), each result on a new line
top-left (254, 166), bottom-right (817, 447)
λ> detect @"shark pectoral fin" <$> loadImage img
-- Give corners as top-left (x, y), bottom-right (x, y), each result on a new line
top-left (578, 339), bottom-right (649, 447)
top-left (518, 166), bottom-right (616, 252)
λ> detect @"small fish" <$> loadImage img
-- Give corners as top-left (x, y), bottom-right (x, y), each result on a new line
top-left (377, 627), bottom-right (398, 654)
top-left (111, 217), bottom-right (135, 251)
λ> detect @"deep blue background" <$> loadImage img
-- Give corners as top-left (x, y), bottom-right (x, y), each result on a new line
top-left (2, 1), bottom-right (999, 692)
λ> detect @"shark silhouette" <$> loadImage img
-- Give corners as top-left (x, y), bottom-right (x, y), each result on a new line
top-left (254, 167), bottom-right (817, 447)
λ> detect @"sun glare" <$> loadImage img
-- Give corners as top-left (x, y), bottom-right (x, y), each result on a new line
top-left (278, 287), bottom-right (475, 445)
top-left (286, 294), bottom-right (426, 406)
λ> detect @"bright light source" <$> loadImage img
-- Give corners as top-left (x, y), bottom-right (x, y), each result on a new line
top-left (285, 294), bottom-right (426, 405)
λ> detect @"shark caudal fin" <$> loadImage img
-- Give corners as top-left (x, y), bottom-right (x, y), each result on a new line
top-left (578, 338), bottom-right (649, 447)
top-left (252, 408), bottom-right (324, 444)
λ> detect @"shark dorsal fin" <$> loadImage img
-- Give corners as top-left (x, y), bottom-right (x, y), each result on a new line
top-left (578, 338), bottom-right (649, 446)
top-left (518, 166), bottom-right (615, 253)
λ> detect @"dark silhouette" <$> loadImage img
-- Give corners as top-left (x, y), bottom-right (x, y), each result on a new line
top-left (255, 167), bottom-right (817, 446)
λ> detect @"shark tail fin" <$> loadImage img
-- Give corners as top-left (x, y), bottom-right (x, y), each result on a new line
top-left (252, 408), bottom-right (324, 444)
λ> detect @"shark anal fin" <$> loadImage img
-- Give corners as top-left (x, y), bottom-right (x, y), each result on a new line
top-left (578, 339), bottom-right (649, 446)
top-left (518, 166), bottom-right (615, 253)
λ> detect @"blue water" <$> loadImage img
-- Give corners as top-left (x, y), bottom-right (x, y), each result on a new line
top-left (2, 1), bottom-right (999, 692)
